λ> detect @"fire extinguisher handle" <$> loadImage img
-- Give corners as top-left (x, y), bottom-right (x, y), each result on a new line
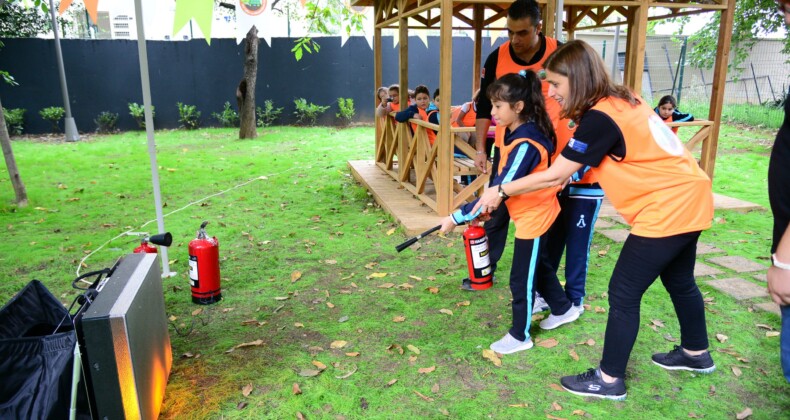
top-left (395, 225), bottom-right (441, 253)
top-left (200, 221), bottom-right (209, 229)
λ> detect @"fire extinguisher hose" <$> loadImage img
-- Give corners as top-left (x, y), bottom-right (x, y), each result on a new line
top-left (395, 225), bottom-right (441, 253)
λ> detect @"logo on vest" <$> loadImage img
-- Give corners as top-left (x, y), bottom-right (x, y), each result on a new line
top-left (577, 215), bottom-right (586, 228)
top-left (647, 114), bottom-right (684, 156)
top-left (568, 138), bottom-right (588, 153)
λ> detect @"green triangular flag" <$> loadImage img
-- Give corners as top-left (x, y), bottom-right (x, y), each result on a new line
top-left (173, 0), bottom-right (214, 45)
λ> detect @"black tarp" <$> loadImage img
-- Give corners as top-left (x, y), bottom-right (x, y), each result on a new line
top-left (0, 280), bottom-right (76, 419)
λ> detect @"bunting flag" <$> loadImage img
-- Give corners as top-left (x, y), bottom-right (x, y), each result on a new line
top-left (490, 29), bottom-right (507, 47)
top-left (173, 0), bottom-right (215, 44)
top-left (411, 18), bottom-right (429, 48)
top-left (58, 0), bottom-right (100, 24)
top-left (236, 0), bottom-right (276, 45)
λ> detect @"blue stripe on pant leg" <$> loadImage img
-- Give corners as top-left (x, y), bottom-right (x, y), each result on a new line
top-left (579, 197), bottom-right (603, 306)
top-left (523, 236), bottom-right (540, 340)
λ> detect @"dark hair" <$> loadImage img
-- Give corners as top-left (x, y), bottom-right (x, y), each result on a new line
top-left (433, 88), bottom-right (440, 99)
top-left (408, 89), bottom-right (416, 98)
top-left (657, 95), bottom-right (677, 108)
top-left (487, 71), bottom-right (556, 151)
top-left (508, 0), bottom-right (541, 25)
top-left (388, 84), bottom-right (400, 93)
top-left (414, 85), bottom-right (430, 98)
top-left (544, 40), bottom-right (639, 122)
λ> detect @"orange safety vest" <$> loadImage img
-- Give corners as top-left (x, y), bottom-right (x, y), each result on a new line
top-left (495, 125), bottom-right (560, 239)
top-left (411, 107), bottom-right (437, 145)
top-left (662, 114), bottom-right (679, 134)
top-left (589, 97), bottom-right (713, 237)
top-left (390, 102), bottom-right (401, 112)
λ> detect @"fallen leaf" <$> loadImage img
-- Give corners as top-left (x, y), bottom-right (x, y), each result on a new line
top-left (192, 308), bottom-right (203, 316)
top-left (330, 340), bottom-right (348, 349)
top-left (551, 401), bottom-right (563, 411)
top-left (418, 366), bottom-right (436, 374)
top-left (408, 355), bottom-right (418, 362)
top-left (226, 339), bottom-right (264, 353)
top-left (456, 300), bottom-right (471, 307)
top-left (298, 369), bottom-right (322, 377)
top-left (325, 259), bottom-right (337, 265)
top-left (338, 316), bottom-right (349, 323)
top-left (312, 361), bottom-right (327, 370)
top-left (345, 352), bottom-right (360, 357)
top-left (378, 283), bottom-right (395, 288)
top-left (335, 365), bottom-right (358, 379)
top-left (292, 383), bottom-right (302, 395)
top-left (439, 408), bottom-right (450, 416)
top-left (242, 383), bottom-right (253, 397)
top-left (393, 316), bottom-right (406, 322)
top-left (569, 349), bottom-right (579, 361)
top-left (546, 415), bottom-right (566, 420)
top-left (732, 366), bottom-right (742, 377)
top-left (549, 383), bottom-right (564, 391)
top-left (577, 339), bottom-right (595, 346)
top-left (386, 228), bottom-right (396, 235)
top-left (181, 352), bottom-right (194, 358)
top-left (594, 306), bottom-right (607, 313)
top-left (651, 319), bottom-right (665, 328)
top-left (716, 333), bottom-right (729, 343)
top-left (736, 407), bottom-right (752, 419)
top-left (296, 412), bottom-right (306, 420)
top-left (663, 334), bottom-right (678, 342)
top-left (572, 410), bottom-right (586, 416)
top-left (755, 323), bottom-right (773, 330)
top-left (387, 344), bottom-right (404, 354)
top-left (482, 349), bottom-right (502, 367)
top-left (509, 403), bottom-right (530, 408)
top-left (291, 271), bottom-right (302, 282)
top-left (169, 315), bottom-right (177, 322)
top-left (294, 322), bottom-right (304, 328)
top-left (439, 308), bottom-right (453, 316)
top-left (222, 307), bottom-right (235, 313)
top-left (414, 390), bottom-right (434, 401)
top-left (737, 357), bottom-right (750, 363)
top-left (397, 283), bottom-right (414, 290)
top-left (426, 287), bottom-right (440, 294)
top-left (431, 383), bottom-right (440, 393)
top-left (386, 379), bottom-right (398, 387)
top-left (274, 296), bottom-right (289, 301)
top-left (364, 262), bottom-right (378, 269)
top-left (709, 385), bottom-right (716, 396)
top-left (407, 344), bottom-right (421, 355)
top-left (766, 331), bottom-right (780, 337)
top-left (367, 272), bottom-right (388, 279)
top-left (409, 275), bottom-right (422, 281)
top-left (326, 302), bottom-right (335, 308)
top-left (597, 250), bottom-right (607, 256)
top-left (536, 338), bottom-right (559, 348)
top-left (236, 401), bottom-right (248, 410)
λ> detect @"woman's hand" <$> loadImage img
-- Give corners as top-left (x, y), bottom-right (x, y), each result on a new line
top-left (767, 266), bottom-right (790, 305)
top-left (471, 188), bottom-right (502, 215)
top-left (439, 216), bottom-right (457, 233)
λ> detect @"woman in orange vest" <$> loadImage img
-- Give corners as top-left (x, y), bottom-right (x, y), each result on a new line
top-left (472, 40), bottom-right (715, 400)
top-left (439, 71), bottom-right (580, 355)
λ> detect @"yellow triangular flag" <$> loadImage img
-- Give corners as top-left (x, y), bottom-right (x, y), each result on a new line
top-left (173, 0), bottom-right (215, 45)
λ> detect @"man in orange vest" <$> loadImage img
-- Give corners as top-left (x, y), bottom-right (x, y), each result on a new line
top-left (473, 0), bottom-right (561, 280)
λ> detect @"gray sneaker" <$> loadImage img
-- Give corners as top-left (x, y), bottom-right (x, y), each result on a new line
top-left (539, 305), bottom-right (581, 330)
top-left (532, 294), bottom-right (549, 313)
top-left (490, 333), bottom-right (534, 354)
top-left (573, 303), bottom-right (585, 315)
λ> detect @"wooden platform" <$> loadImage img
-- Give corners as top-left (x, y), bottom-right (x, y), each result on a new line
top-left (349, 160), bottom-right (764, 235)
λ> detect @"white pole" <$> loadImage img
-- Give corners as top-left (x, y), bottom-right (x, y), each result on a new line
top-left (611, 22), bottom-right (621, 83)
top-left (133, 0), bottom-right (175, 277)
top-left (555, 0), bottom-right (564, 42)
top-left (47, 0), bottom-right (79, 141)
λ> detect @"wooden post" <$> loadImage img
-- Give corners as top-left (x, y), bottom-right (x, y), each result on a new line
top-left (700, 0), bottom-right (736, 179)
top-left (397, 0), bottom-right (409, 182)
top-left (437, 0), bottom-right (453, 216)
top-left (544, 0), bottom-right (556, 39)
top-left (623, 1), bottom-right (647, 94)
top-left (473, 4), bottom-right (483, 95)
top-left (374, 20), bottom-right (383, 157)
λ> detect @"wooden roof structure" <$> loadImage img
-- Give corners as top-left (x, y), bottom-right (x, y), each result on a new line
top-left (354, 0), bottom-right (737, 216)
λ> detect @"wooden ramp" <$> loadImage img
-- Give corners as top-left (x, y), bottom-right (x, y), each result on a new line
top-left (349, 160), bottom-right (764, 236)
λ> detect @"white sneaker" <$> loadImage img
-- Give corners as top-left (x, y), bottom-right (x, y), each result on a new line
top-left (532, 294), bottom-right (549, 313)
top-left (574, 303), bottom-right (585, 315)
top-left (539, 305), bottom-right (581, 330)
top-left (490, 333), bottom-right (534, 354)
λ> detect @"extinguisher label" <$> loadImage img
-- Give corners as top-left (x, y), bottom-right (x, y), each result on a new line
top-left (470, 241), bottom-right (490, 270)
top-left (189, 255), bottom-right (199, 287)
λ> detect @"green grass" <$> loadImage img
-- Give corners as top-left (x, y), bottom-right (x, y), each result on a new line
top-left (0, 125), bottom-right (787, 418)
top-left (680, 100), bottom-right (784, 130)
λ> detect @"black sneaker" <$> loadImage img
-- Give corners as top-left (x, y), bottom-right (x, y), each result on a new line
top-left (560, 368), bottom-right (627, 401)
top-left (652, 345), bottom-right (716, 373)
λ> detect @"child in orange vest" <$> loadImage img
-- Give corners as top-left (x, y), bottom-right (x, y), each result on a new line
top-left (654, 95), bottom-right (693, 134)
top-left (394, 85), bottom-right (438, 144)
top-left (439, 71), bottom-right (580, 355)
top-left (376, 84), bottom-right (401, 117)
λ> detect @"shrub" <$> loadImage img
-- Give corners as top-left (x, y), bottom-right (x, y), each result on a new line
top-left (128, 102), bottom-right (155, 129)
top-left (177, 102), bottom-right (201, 130)
top-left (256, 100), bottom-right (283, 128)
top-left (94, 111), bottom-right (118, 133)
top-left (40, 106), bottom-right (65, 132)
top-left (336, 97), bottom-right (355, 126)
top-left (293, 98), bottom-right (329, 126)
top-left (212, 102), bottom-right (239, 128)
top-left (3, 107), bottom-right (25, 135)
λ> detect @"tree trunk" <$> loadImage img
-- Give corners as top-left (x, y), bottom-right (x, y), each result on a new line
top-left (0, 96), bottom-right (28, 207)
top-left (238, 26), bottom-right (259, 139)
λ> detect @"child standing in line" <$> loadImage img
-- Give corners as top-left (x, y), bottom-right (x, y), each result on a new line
top-left (439, 71), bottom-right (580, 355)
top-left (654, 95), bottom-right (694, 134)
top-left (395, 85), bottom-right (438, 145)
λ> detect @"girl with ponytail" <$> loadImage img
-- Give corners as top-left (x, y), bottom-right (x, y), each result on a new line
top-left (439, 69), bottom-right (580, 355)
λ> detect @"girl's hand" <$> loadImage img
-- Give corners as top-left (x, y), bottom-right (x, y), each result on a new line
top-left (471, 188), bottom-right (502, 215)
top-left (439, 216), bottom-right (457, 233)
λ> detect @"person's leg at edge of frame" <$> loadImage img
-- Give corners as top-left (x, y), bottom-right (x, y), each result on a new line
top-left (484, 199), bottom-right (511, 277)
top-left (490, 238), bottom-right (537, 354)
top-left (538, 192), bottom-right (569, 313)
top-left (563, 195), bottom-right (603, 307)
top-left (781, 305), bottom-right (790, 382)
top-left (535, 240), bottom-right (581, 331)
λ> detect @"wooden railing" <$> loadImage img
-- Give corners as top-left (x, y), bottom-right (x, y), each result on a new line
top-left (669, 119), bottom-right (715, 174)
top-left (374, 113), bottom-right (491, 216)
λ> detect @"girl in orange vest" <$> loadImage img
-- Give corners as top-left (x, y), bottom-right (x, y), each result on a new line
top-left (472, 40), bottom-right (715, 400)
top-left (439, 71), bottom-right (580, 355)
top-left (654, 95), bottom-right (694, 134)
top-left (394, 85), bottom-right (438, 145)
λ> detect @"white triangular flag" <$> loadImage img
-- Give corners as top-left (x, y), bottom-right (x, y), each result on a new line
top-left (236, 0), bottom-right (273, 45)
top-left (364, 33), bottom-right (373, 50)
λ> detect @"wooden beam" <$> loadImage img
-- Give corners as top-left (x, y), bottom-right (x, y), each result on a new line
top-left (374, 22), bottom-right (383, 162)
top-left (700, 0), bottom-right (735, 179)
top-left (437, 0), bottom-right (453, 216)
top-left (473, 4), bottom-right (483, 95)
top-left (544, 0), bottom-right (556, 39)
top-left (397, 0), bottom-right (410, 182)
top-left (649, 1), bottom-right (727, 10)
top-left (623, 2), bottom-right (647, 93)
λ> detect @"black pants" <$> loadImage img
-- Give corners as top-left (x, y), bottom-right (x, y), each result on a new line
top-left (509, 235), bottom-right (573, 341)
top-left (599, 231), bottom-right (709, 378)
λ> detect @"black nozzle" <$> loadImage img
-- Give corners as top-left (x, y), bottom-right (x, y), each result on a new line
top-left (147, 232), bottom-right (173, 247)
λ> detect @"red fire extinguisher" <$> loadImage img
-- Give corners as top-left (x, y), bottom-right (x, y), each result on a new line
top-left (133, 238), bottom-right (158, 254)
top-left (463, 219), bottom-right (492, 290)
top-left (188, 221), bottom-right (222, 304)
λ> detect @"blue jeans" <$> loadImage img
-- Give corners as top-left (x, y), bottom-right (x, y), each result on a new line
top-left (783, 305), bottom-right (790, 382)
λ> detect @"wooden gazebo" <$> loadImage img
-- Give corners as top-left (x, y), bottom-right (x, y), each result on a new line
top-left (353, 0), bottom-right (737, 217)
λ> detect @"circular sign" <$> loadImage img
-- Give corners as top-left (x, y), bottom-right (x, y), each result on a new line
top-left (240, 0), bottom-right (267, 16)
top-left (647, 113), bottom-right (684, 156)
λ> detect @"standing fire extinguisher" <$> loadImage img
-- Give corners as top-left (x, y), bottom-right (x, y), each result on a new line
top-left (188, 221), bottom-right (222, 304)
top-left (463, 219), bottom-right (492, 290)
